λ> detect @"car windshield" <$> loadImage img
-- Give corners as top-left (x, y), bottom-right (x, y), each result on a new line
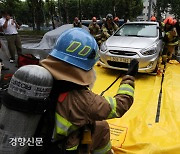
top-left (114, 23), bottom-right (158, 37)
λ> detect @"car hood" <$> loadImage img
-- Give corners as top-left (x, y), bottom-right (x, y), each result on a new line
top-left (106, 36), bottom-right (157, 49)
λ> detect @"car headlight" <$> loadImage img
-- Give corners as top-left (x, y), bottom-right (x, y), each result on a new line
top-left (100, 42), bottom-right (107, 52)
top-left (140, 45), bottom-right (157, 56)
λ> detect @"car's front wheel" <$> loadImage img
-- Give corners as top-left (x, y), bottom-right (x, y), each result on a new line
top-left (149, 56), bottom-right (160, 75)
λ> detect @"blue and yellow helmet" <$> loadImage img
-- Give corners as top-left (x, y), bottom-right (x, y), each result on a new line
top-left (49, 28), bottom-right (99, 71)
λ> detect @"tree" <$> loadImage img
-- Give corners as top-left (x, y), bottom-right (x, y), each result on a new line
top-left (45, 0), bottom-right (56, 29)
top-left (0, 0), bottom-right (21, 13)
top-left (0, 0), bottom-right (145, 29)
top-left (15, 1), bottom-right (31, 25)
top-left (169, 0), bottom-right (180, 19)
top-left (27, 0), bottom-right (44, 30)
top-left (155, 0), bottom-right (169, 21)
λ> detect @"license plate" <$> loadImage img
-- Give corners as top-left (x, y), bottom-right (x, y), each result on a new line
top-left (110, 57), bottom-right (131, 63)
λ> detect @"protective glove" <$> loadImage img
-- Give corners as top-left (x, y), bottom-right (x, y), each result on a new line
top-left (126, 59), bottom-right (139, 77)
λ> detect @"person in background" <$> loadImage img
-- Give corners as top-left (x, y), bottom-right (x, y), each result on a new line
top-left (0, 27), bottom-right (9, 71)
top-left (88, 17), bottom-right (101, 45)
top-left (102, 18), bottom-right (106, 26)
top-left (0, 10), bottom-right (22, 64)
top-left (162, 17), bottom-right (179, 64)
top-left (73, 17), bottom-right (82, 28)
top-left (99, 14), bottom-right (119, 45)
top-left (88, 17), bottom-right (100, 36)
top-left (0, 41), bottom-right (9, 71)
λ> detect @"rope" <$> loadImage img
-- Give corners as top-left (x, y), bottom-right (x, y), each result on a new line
top-left (155, 62), bottom-right (167, 122)
top-left (100, 74), bottom-right (122, 96)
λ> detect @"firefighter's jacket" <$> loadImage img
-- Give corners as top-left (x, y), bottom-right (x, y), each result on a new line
top-left (101, 22), bottom-right (118, 40)
top-left (40, 56), bottom-right (135, 152)
top-left (164, 28), bottom-right (179, 46)
top-left (54, 75), bottom-right (135, 139)
top-left (88, 22), bottom-right (100, 37)
top-left (73, 21), bottom-right (82, 28)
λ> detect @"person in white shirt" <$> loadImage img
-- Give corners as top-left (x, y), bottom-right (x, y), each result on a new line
top-left (0, 11), bottom-right (22, 63)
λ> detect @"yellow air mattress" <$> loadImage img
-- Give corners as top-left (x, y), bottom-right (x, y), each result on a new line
top-left (92, 63), bottom-right (180, 154)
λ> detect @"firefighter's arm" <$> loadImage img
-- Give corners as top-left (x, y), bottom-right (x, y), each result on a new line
top-left (89, 59), bottom-right (138, 120)
top-left (114, 22), bottom-right (119, 31)
top-left (172, 36), bottom-right (179, 43)
top-left (88, 77), bottom-right (134, 121)
top-left (113, 75), bottom-right (135, 117)
top-left (88, 24), bottom-right (93, 33)
top-left (88, 59), bottom-right (138, 120)
top-left (105, 59), bottom-right (138, 118)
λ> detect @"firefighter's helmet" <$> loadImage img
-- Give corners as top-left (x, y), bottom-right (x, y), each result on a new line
top-left (106, 14), bottom-right (113, 20)
top-left (150, 16), bottom-right (156, 21)
top-left (49, 28), bottom-right (99, 71)
top-left (164, 17), bottom-right (174, 25)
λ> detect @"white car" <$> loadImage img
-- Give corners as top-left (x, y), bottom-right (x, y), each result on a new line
top-left (99, 21), bottom-right (164, 73)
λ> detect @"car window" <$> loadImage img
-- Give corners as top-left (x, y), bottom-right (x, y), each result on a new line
top-left (114, 24), bottom-right (157, 37)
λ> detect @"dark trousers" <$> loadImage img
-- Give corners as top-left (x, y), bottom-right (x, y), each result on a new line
top-left (5, 34), bottom-right (22, 60)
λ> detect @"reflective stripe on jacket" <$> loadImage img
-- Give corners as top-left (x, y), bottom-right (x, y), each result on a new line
top-left (105, 96), bottom-right (119, 119)
top-left (104, 83), bottom-right (134, 119)
top-left (66, 145), bottom-right (79, 151)
top-left (55, 112), bottom-right (78, 137)
top-left (117, 83), bottom-right (134, 97)
top-left (54, 112), bottom-right (79, 151)
top-left (93, 140), bottom-right (112, 154)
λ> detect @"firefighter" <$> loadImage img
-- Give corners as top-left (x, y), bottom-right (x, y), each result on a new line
top-left (162, 17), bottom-right (179, 64)
top-left (88, 17), bottom-right (101, 45)
top-left (88, 17), bottom-right (100, 37)
top-left (163, 16), bottom-right (175, 32)
top-left (40, 28), bottom-right (139, 154)
top-left (73, 17), bottom-right (82, 28)
top-left (99, 14), bottom-right (119, 45)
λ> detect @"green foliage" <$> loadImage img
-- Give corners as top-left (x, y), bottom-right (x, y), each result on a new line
top-left (169, 0), bottom-right (180, 19)
top-left (26, 0), bottom-right (45, 30)
top-left (0, 0), bottom-right (144, 29)
top-left (155, 0), bottom-right (180, 20)
top-left (63, 0), bottom-right (143, 22)
top-left (0, 0), bottom-right (20, 14)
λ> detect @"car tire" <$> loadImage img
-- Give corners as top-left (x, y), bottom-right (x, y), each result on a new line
top-left (149, 57), bottom-right (160, 75)
top-left (152, 63), bottom-right (158, 74)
